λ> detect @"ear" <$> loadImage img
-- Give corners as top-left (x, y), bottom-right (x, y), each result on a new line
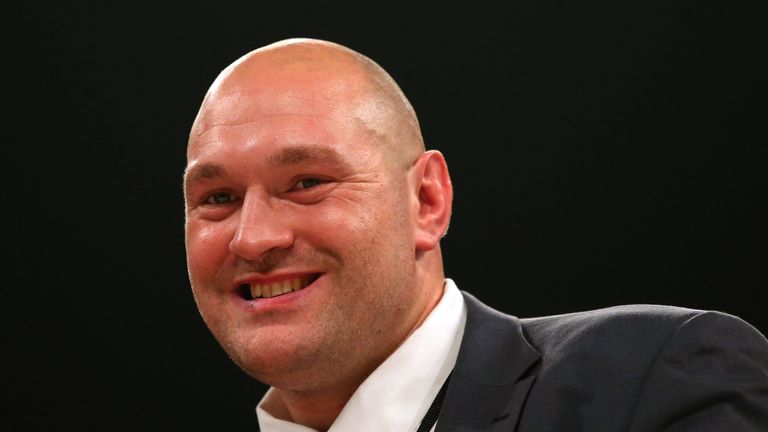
top-left (412, 150), bottom-right (453, 252)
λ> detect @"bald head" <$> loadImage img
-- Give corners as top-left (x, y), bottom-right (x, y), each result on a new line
top-left (190, 38), bottom-right (424, 169)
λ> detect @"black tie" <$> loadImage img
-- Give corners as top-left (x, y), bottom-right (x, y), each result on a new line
top-left (416, 372), bottom-right (452, 432)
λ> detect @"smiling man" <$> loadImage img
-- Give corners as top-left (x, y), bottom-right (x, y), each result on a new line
top-left (184, 39), bottom-right (455, 431)
top-left (184, 39), bottom-right (768, 431)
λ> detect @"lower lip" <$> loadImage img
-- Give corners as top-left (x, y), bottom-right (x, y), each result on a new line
top-left (237, 275), bottom-right (322, 313)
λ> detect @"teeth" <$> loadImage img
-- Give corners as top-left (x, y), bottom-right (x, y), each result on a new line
top-left (269, 282), bottom-right (281, 297)
top-left (250, 284), bottom-right (263, 299)
top-left (249, 277), bottom-right (312, 299)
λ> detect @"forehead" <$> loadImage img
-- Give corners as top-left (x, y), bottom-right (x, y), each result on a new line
top-left (194, 61), bottom-right (369, 132)
top-left (185, 114), bottom-right (386, 195)
top-left (184, 111), bottom-right (376, 194)
top-left (188, 66), bottom-right (382, 156)
top-left (184, 142), bottom-right (356, 191)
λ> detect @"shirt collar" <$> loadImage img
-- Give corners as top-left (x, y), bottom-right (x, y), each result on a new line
top-left (257, 278), bottom-right (467, 432)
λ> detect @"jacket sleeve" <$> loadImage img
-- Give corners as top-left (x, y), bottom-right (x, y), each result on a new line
top-left (628, 311), bottom-right (768, 432)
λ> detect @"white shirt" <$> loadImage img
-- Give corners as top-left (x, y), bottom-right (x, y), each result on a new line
top-left (256, 278), bottom-right (467, 432)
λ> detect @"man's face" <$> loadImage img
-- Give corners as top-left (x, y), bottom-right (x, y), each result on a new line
top-left (184, 67), bottom-right (421, 391)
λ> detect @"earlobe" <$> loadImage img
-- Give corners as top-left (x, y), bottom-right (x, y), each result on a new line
top-left (413, 150), bottom-right (453, 251)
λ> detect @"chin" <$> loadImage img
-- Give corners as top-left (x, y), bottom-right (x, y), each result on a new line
top-left (230, 342), bottom-right (309, 380)
top-left (235, 343), bottom-right (348, 392)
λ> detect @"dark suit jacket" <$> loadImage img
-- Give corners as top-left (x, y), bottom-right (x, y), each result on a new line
top-left (436, 292), bottom-right (768, 431)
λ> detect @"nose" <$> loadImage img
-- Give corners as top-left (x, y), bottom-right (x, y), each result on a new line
top-left (229, 192), bottom-right (295, 260)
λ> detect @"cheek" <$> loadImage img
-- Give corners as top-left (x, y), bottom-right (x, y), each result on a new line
top-left (185, 221), bottom-right (235, 281)
top-left (325, 182), bottom-right (407, 227)
top-left (303, 199), bottom-right (376, 238)
top-left (311, 192), bottom-right (413, 268)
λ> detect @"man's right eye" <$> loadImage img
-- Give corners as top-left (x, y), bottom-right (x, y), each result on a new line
top-left (204, 192), bottom-right (237, 205)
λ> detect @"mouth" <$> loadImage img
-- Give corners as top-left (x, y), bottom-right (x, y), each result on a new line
top-left (237, 274), bottom-right (321, 300)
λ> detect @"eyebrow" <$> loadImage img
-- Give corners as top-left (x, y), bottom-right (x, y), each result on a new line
top-left (184, 163), bottom-right (228, 190)
top-left (266, 145), bottom-right (351, 170)
top-left (184, 145), bottom-right (353, 189)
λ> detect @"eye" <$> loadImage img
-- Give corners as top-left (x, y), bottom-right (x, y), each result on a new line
top-left (204, 191), bottom-right (237, 205)
top-left (292, 177), bottom-right (325, 190)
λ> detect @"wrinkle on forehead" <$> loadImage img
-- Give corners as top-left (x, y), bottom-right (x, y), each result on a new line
top-left (191, 112), bottom-right (350, 145)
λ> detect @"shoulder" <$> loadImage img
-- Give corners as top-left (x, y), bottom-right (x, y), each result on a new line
top-left (516, 304), bottom-right (767, 370)
top-left (519, 304), bottom-right (766, 354)
top-left (460, 291), bottom-right (768, 374)
top-left (521, 304), bottom-right (701, 355)
top-left (461, 293), bottom-right (768, 429)
top-left (522, 303), bottom-right (705, 332)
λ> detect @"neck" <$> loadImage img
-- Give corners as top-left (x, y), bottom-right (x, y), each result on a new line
top-left (267, 386), bottom-right (354, 432)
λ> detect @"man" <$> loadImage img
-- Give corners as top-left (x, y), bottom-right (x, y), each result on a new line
top-left (183, 38), bottom-right (768, 431)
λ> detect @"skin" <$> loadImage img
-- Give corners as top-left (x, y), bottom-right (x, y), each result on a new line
top-left (184, 39), bottom-right (453, 431)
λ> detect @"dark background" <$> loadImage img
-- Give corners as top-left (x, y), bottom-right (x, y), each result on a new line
top-left (8, 1), bottom-right (766, 429)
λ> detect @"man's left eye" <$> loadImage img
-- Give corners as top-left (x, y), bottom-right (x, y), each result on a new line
top-left (293, 178), bottom-right (324, 190)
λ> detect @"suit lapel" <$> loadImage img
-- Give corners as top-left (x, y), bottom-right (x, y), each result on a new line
top-left (436, 292), bottom-right (541, 432)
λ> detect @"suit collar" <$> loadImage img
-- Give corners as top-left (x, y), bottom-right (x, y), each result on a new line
top-left (436, 291), bottom-right (541, 431)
